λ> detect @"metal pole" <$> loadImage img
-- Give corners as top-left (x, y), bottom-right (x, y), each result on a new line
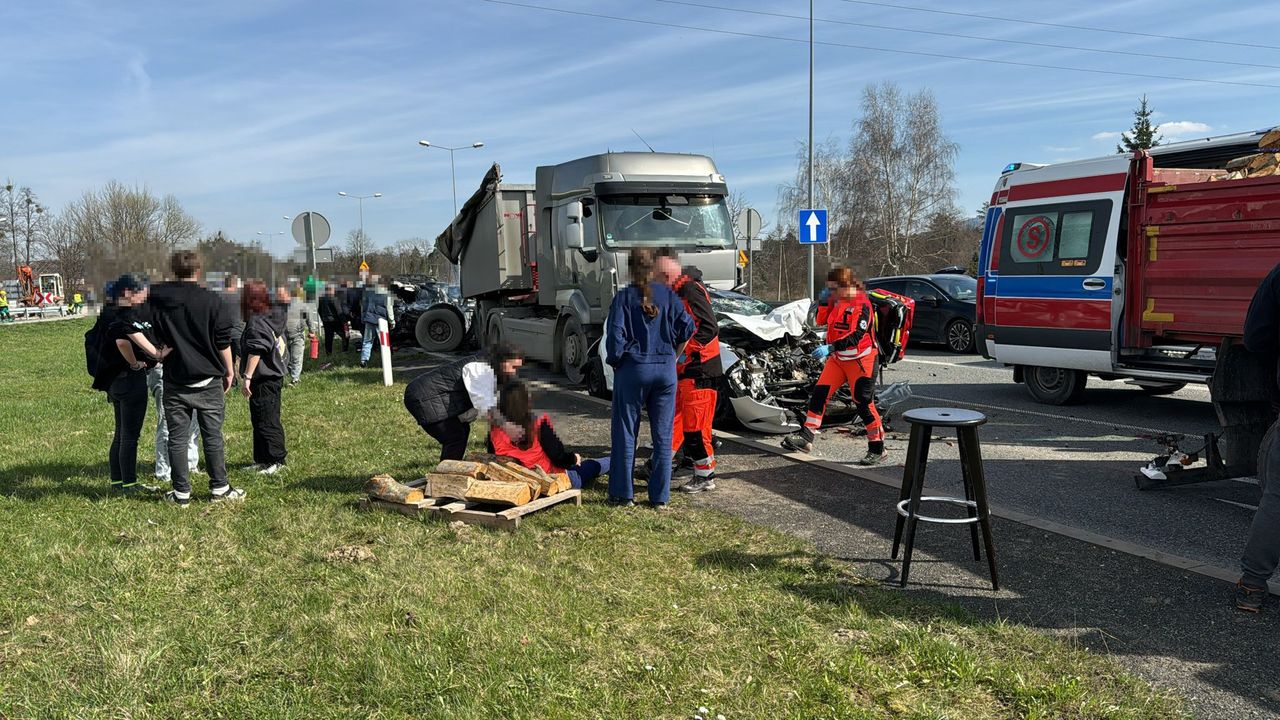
top-left (449, 148), bottom-right (460, 284)
top-left (358, 198), bottom-right (365, 263)
top-left (807, 0), bottom-right (815, 300)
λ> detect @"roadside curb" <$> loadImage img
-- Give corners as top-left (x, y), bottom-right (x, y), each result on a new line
top-left (548, 379), bottom-right (1280, 598)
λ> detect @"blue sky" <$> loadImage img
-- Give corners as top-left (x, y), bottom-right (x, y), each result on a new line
top-left (1, 0), bottom-right (1277, 263)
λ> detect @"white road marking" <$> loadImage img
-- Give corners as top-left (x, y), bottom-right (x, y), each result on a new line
top-left (909, 392), bottom-right (1192, 437)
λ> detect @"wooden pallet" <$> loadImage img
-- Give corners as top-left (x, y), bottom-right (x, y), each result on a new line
top-left (360, 479), bottom-right (581, 532)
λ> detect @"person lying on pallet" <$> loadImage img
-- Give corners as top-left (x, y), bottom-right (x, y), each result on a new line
top-left (488, 380), bottom-right (609, 489)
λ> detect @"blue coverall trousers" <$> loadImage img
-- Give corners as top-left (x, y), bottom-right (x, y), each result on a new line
top-left (609, 360), bottom-right (678, 504)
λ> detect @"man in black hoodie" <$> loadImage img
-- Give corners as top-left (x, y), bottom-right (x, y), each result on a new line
top-left (147, 251), bottom-right (246, 506)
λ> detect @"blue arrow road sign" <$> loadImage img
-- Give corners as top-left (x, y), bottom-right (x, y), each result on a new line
top-left (799, 209), bottom-right (828, 245)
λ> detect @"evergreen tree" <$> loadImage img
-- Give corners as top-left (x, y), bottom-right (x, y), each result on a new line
top-left (1117, 95), bottom-right (1162, 154)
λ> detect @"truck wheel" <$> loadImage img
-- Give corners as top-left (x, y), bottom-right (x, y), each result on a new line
top-left (945, 319), bottom-right (975, 353)
top-left (1024, 366), bottom-right (1087, 405)
top-left (560, 317), bottom-right (589, 384)
top-left (1138, 382), bottom-right (1186, 396)
top-left (415, 308), bottom-right (464, 352)
top-left (486, 318), bottom-right (502, 350)
top-left (1258, 419), bottom-right (1278, 495)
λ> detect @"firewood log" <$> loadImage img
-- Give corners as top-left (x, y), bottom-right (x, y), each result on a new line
top-left (365, 474), bottom-right (424, 504)
top-left (427, 473), bottom-right (474, 500)
top-left (435, 460), bottom-right (487, 479)
top-left (465, 480), bottom-right (532, 507)
top-left (1259, 128), bottom-right (1280, 149)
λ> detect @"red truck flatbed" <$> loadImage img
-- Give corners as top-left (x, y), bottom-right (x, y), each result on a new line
top-left (1126, 154), bottom-right (1280, 350)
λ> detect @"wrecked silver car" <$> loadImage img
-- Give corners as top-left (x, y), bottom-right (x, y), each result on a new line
top-left (585, 291), bottom-right (860, 435)
top-left (389, 277), bottom-right (476, 352)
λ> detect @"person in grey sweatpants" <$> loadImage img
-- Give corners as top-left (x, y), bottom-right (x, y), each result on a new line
top-left (147, 365), bottom-right (201, 481)
top-left (1236, 261), bottom-right (1280, 612)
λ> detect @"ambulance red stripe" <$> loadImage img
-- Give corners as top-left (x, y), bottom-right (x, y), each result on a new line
top-left (993, 297), bottom-right (1110, 330)
top-left (1006, 173), bottom-right (1127, 202)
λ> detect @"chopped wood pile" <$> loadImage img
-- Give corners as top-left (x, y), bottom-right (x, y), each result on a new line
top-left (425, 455), bottom-right (573, 508)
top-left (1211, 128), bottom-right (1280, 181)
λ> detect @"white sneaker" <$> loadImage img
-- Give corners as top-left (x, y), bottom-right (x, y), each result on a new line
top-left (210, 486), bottom-right (247, 502)
top-left (258, 463), bottom-right (285, 475)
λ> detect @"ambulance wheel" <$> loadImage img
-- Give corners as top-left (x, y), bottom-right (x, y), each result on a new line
top-left (1258, 419), bottom-right (1278, 495)
top-left (486, 318), bottom-right (502, 350)
top-left (945, 319), bottom-right (975, 353)
top-left (1024, 366), bottom-right (1086, 405)
top-left (1138, 382), bottom-right (1185, 396)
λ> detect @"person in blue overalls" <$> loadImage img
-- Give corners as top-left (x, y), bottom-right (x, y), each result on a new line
top-left (606, 248), bottom-right (696, 509)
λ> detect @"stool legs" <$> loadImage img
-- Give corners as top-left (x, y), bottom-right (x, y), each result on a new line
top-left (958, 427), bottom-right (999, 591)
top-left (960, 448), bottom-right (981, 562)
top-left (892, 422), bottom-right (932, 560)
top-left (897, 424), bottom-right (932, 588)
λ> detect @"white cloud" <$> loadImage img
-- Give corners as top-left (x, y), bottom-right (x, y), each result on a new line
top-left (1044, 146), bottom-right (1080, 153)
top-left (1157, 121), bottom-right (1213, 139)
top-left (1091, 131), bottom-right (1122, 141)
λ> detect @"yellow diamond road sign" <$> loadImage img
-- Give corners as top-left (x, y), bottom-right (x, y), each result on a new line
top-left (359, 260), bottom-right (369, 272)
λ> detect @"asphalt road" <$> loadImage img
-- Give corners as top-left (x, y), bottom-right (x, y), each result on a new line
top-left (808, 346), bottom-right (1257, 574)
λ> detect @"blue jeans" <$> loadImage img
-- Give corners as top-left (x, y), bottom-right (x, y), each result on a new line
top-left (360, 324), bottom-right (379, 364)
top-left (148, 367), bottom-right (199, 479)
top-left (609, 360), bottom-right (677, 504)
top-left (567, 457), bottom-right (610, 489)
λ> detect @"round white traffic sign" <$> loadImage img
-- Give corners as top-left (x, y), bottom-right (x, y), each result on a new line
top-left (291, 212), bottom-right (331, 248)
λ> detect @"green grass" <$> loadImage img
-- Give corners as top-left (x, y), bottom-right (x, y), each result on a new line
top-left (0, 319), bottom-right (1184, 719)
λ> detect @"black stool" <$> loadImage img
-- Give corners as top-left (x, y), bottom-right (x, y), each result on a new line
top-left (891, 407), bottom-right (999, 590)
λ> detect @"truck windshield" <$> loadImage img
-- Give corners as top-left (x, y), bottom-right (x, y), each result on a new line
top-left (599, 194), bottom-right (733, 249)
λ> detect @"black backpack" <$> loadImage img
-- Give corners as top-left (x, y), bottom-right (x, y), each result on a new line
top-left (85, 316), bottom-right (108, 379)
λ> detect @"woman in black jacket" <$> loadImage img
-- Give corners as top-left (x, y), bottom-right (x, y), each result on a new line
top-left (240, 281), bottom-right (290, 475)
top-left (403, 343), bottom-right (523, 462)
top-left (93, 274), bottom-right (165, 496)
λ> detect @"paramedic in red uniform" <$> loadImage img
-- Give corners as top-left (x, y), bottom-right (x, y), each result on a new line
top-left (654, 258), bottom-right (723, 494)
top-left (782, 267), bottom-right (888, 465)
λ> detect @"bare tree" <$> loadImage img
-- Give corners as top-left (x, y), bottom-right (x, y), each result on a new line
top-left (1, 181), bottom-right (18, 269)
top-left (343, 228), bottom-right (375, 264)
top-left (63, 181), bottom-right (202, 284)
top-left (850, 82), bottom-right (959, 275)
top-left (15, 188), bottom-right (48, 265)
top-left (41, 216), bottom-right (88, 287)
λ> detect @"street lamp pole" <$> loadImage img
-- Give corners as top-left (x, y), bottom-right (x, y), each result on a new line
top-left (418, 140), bottom-right (484, 283)
top-left (257, 230), bottom-right (286, 287)
top-left (337, 189), bottom-right (381, 262)
top-left (807, 0), bottom-right (815, 300)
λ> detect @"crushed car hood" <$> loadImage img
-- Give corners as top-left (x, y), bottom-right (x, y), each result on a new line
top-left (719, 298), bottom-right (812, 343)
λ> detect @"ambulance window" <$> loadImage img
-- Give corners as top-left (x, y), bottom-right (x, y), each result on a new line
top-left (1059, 212), bottom-right (1092, 259)
top-left (1010, 213), bottom-right (1056, 264)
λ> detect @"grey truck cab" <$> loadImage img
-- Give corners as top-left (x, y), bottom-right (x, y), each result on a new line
top-left (436, 152), bottom-right (738, 382)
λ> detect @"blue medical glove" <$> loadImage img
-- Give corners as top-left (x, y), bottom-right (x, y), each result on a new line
top-left (811, 344), bottom-right (832, 360)
top-left (818, 287), bottom-right (832, 305)
top-left (677, 353), bottom-right (688, 365)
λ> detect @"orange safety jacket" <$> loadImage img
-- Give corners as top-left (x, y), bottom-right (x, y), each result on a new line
top-left (824, 290), bottom-right (876, 361)
top-left (673, 268), bottom-right (723, 380)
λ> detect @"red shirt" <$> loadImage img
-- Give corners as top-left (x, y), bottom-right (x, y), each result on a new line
top-left (824, 290), bottom-right (875, 360)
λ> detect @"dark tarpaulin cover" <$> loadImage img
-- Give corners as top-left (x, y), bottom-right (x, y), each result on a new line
top-left (434, 163), bottom-right (502, 264)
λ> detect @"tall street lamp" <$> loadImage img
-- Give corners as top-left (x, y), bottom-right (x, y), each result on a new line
top-left (338, 191), bottom-right (382, 263)
top-left (419, 140), bottom-right (484, 282)
top-left (257, 227), bottom-right (287, 287)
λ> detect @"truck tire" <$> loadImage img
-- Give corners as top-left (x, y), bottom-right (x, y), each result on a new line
top-left (1138, 382), bottom-right (1186, 396)
top-left (1258, 419), bottom-right (1278, 495)
top-left (1024, 366), bottom-right (1087, 405)
top-left (486, 317), bottom-right (502, 350)
top-left (559, 317), bottom-right (589, 384)
top-left (415, 308), bottom-right (464, 353)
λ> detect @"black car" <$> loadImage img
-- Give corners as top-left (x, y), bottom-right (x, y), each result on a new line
top-left (865, 273), bottom-right (977, 353)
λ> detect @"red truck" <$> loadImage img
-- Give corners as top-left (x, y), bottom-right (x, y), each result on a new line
top-left (976, 127), bottom-right (1280, 488)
